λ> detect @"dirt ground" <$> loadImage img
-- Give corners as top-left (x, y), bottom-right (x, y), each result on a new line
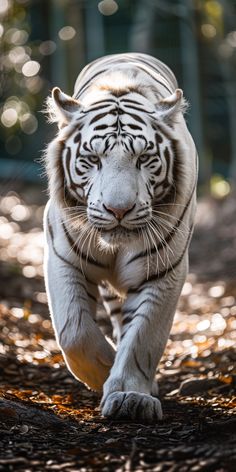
top-left (0, 184), bottom-right (235, 472)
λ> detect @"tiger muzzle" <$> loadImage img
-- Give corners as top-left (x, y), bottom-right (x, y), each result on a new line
top-left (103, 203), bottom-right (135, 221)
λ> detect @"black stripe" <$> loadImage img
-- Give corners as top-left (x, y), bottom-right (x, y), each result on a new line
top-left (82, 103), bottom-right (112, 114)
top-left (94, 124), bottom-right (109, 130)
top-left (155, 133), bottom-right (163, 143)
top-left (102, 295), bottom-right (118, 302)
top-left (91, 99), bottom-right (117, 106)
top-left (74, 132), bottom-right (81, 143)
top-left (153, 146), bottom-right (171, 189)
top-left (133, 350), bottom-right (149, 382)
top-left (47, 215), bottom-right (98, 289)
top-left (86, 183), bottom-right (93, 199)
top-left (120, 98), bottom-right (144, 105)
top-left (137, 66), bottom-right (171, 94)
top-left (144, 157), bottom-right (159, 168)
top-left (87, 292), bottom-right (97, 303)
top-left (75, 69), bottom-right (107, 98)
top-left (145, 183), bottom-right (153, 199)
top-left (147, 224), bottom-right (193, 282)
top-left (124, 111), bottom-right (146, 124)
top-left (123, 312), bottom-right (151, 326)
top-left (64, 147), bottom-right (81, 193)
top-left (110, 307), bottom-right (121, 316)
top-left (135, 135), bottom-right (148, 147)
top-left (129, 137), bottom-right (135, 155)
top-left (89, 112), bottom-right (110, 125)
top-left (47, 216), bottom-right (86, 289)
top-left (127, 173), bottom-right (196, 266)
top-left (127, 124), bottom-right (142, 131)
top-left (122, 298), bottom-right (158, 316)
top-left (122, 315), bottom-right (133, 325)
top-left (61, 221), bottom-right (108, 269)
top-left (128, 224), bottom-right (194, 293)
top-left (134, 61), bottom-right (173, 94)
top-left (122, 104), bottom-right (152, 114)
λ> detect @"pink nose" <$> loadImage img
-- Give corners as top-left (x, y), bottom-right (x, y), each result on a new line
top-left (104, 204), bottom-right (133, 221)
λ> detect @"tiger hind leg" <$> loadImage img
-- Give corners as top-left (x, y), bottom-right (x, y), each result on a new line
top-left (99, 284), bottom-right (123, 344)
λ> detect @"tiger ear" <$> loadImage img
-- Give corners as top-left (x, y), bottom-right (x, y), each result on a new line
top-left (48, 87), bottom-right (80, 127)
top-left (156, 89), bottom-right (187, 120)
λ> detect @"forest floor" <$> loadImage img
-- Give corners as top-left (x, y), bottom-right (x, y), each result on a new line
top-left (0, 184), bottom-right (235, 472)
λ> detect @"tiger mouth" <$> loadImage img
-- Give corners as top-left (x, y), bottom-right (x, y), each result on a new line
top-left (98, 225), bottom-right (142, 246)
top-left (98, 225), bottom-right (146, 247)
top-left (98, 225), bottom-right (144, 235)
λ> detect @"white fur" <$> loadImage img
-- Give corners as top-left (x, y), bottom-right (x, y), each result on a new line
top-left (44, 53), bottom-right (197, 422)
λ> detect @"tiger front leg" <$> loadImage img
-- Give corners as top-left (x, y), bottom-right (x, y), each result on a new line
top-left (44, 203), bottom-right (115, 392)
top-left (101, 258), bottom-right (188, 422)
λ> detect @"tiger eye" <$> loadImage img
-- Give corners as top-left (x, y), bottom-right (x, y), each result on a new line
top-left (89, 155), bottom-right (100, 164)
top-left (138, 155), bottom-right (149, 163)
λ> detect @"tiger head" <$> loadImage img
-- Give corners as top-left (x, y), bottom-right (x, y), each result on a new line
top-left (46, 77), bottom-right (185, 247)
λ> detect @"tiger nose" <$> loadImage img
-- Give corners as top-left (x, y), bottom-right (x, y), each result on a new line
top-left (103, 204), bottom-right (134, 221)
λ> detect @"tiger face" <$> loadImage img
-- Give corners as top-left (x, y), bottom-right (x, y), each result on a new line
top-left (48, 85), bottom-right (184, 246)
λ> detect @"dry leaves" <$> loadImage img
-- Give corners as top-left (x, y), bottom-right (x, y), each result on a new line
top-left (0, 187), bottom-right (235, 471)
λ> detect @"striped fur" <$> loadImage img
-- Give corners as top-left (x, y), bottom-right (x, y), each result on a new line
top-left (44, 53), bottom-right (197, 422)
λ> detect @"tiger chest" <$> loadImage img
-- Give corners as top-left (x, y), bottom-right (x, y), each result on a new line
top-left (105, 249), bottom-right (147, 295)
top-left (80, 247), bottom-right (145, 295)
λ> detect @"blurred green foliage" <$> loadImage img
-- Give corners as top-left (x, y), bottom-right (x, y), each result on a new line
top-left (0, 0), bottom-right (49, 159)
top-left (0, 0), bottom-right (236, 190)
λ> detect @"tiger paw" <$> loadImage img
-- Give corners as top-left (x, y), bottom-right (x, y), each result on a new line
top-left (101, 391), bottom-right (163, 423)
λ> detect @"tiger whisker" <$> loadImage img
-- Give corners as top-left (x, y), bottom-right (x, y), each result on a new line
top-left (79, 223), bottom-right (96, 268)
top-left (153, 222), bottom-right (174, 272)
top-left (62, 220), bottom-right (92, 265)
top-left (53, 214), bottom-right (88, 231)
top-left (145, 224), bottom-right (160, 276)
top-left (146, 220), bottom-right (167, 271)
top-left (152, 216), bottom-right (190, 237)
top-left (48, 214), bottom-right (87, 228)
top-left (152, 215), bottom-right (190, 238)
top-left (140, 225), bottom-right (152, 280)
top-left (153, 202), bottom-right (186, 208)
top-left (149, 221), bottom-right (175, 276)
top-left (151, 215), bottom-right (187, 239)
top-left (86, 224), bottom-right (97, 264)
top-left (152, 209), bottom-right (191, 231)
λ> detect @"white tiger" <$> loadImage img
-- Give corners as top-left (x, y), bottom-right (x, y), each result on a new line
top-left (44, 53), bottom-right (197, 422)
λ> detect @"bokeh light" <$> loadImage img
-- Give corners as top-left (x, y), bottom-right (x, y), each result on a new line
top-left (98, 0), bottom-right (118, 16)
top-left (8, 46), bottom-right (30, 71)
top-left (39, 40), bottom-right (56, 55)
top-left (22, 265), bottom-right (37, 278)
top-left (20, 113), bottom-right (38, 134)
top-left (58, 26), bottom-right (76, 41)
top-left (227, 31), bottom-right (236, 47)
top-left (1, 108), bottom-right (18, 127)
top-left (0, 0), bottom-right (9, 15)
top-left (201, 24), bottom-right (216, 38)
top-left (11, 28), bottom-right (28, 45)
top-left (11, 204), bottom-right (30, 221)
top-left (210, 175), bottom-right (231, 198)
top-left (5, 27), bottom-right (28, 44)
top-left (22, 60), bottom-right (40, 77)
top-left (25, 76), bottom-right (44, 94)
